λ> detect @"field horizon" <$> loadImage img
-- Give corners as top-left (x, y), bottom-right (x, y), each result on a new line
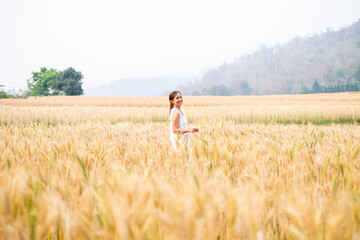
top-left (1, 92), bottom-right (360, 107)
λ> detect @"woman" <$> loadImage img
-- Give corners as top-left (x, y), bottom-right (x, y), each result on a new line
top-left (169, 91), bottom-right (199, 150)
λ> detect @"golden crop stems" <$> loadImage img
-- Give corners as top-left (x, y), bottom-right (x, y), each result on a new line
top-left (1, 93), bottom-right (360, 239)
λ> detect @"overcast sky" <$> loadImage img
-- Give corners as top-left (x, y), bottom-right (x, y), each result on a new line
top-left (0, 0), bottom-right (359, 91)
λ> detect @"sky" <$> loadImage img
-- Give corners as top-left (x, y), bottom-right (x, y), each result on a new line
top-left (0, 0), bottom-right (359, 91)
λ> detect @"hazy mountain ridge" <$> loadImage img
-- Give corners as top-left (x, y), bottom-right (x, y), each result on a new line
top-left (86, 20), bottom-right (360, 97)
top-left (85, 76), bottom-right (193, 96)
top-left (180, 19), bottom-right (360, 95)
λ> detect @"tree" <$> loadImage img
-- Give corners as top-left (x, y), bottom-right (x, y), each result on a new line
top-left (300, 83), bottom-right (309, 94)
top-left (0, 90), bottom-right (10, 99)
top-left (228, 80), bottom-right (252, 95)
top-left (312, 80), bottom-right (321, 93)
top-left (27, 67), bottom-right (60, 96)
top-left (218, 85), bottom-right (230, 96)
top-left (284, 79), bottom-right (294, 94)
top-left (206, 84), bottom-right (230, 96)
top-left (27, 67), bottom-right (83, 96)
top-left (0, 88), bottom-right (29, 99)
top-left (355, 60), bottom-right (360, 83)
top-left (54, 67), bottom-right (83, 95)
top-left (208, 85), bottom-right (218, 95)
top-left (239, 80), bottom-right (252, 95)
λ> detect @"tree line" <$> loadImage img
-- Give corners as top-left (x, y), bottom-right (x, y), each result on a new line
top-left (191, 80), bottom-right (360, 96)
top-left (0, 67), bottom-right (83, 98)
top-left (300, 80), bottom-right (360, 94)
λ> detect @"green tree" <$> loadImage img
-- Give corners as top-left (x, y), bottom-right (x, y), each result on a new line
top-left (0, 88), bottom-right (29, 99)
top-left (216, 84), bottom-right (230, 96)
top-left (284, 80), bottom-right (294, 94)
top-left (335, 84), bottom-right (340, 92)
top-left (54, 67), bottom-right (83, 95)
top-left (355, 60), bottom-right (360, 83)
top-left (27, 67), bottom-right (60, 96)
top-left (328, 84), bottom-right (334, 93)
top-left (229, 80), bottom-right (252, 95)
top-left (27, 67), bottom-right (83, 96)
top-left (208, 85), bottom-right (217, 95)
top-left (0, 90), bottom-right (10, 99)
top-left (206, 84), bottom-right (230, 96)
top-left (300, 83), bottom-right (309, 94)
top-left (239, 80), bottom-right (252, 95)
top-left (312, 80), bottom-right (321, 93)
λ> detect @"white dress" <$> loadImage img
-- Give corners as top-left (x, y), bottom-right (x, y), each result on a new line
top-left (169, 108), bottom-right (190, 150)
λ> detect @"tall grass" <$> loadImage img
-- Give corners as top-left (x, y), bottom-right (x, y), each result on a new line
top-left (0, 104), bottom-right (360, 126)
top-left (1, 93), bottom-right (360, 239)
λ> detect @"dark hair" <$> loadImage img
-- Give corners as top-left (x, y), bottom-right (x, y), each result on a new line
top-left (169, 90), bottom-right (181, 115)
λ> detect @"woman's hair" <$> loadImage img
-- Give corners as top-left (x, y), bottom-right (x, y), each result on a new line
top-left (169, 90), bottom-right (181, 115)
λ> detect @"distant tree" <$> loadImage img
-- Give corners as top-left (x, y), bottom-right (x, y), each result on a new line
top-left (208, 85), bottom-right (217, 95)
top-left (54, 67), bottom-right (84, 95)
top-left (300, 83), bottom-right (309, 94)
top-left (284, 80), bottom-right (294, 94)
top-left (355, 60), bottom-right (360, 83)
top-left (312, 80), bottom-right (321, 93)
top-left (0, 90), bottom-right (10, 99)
top-left (352, 83), bottom-right (359, 91)
top-left (27, 67), bottom-right (60, 96)
top-left (206, 84), bottom-right (231, 96)
top-left (217, 85), bottom-right (230, 96)
top-left (340, 84), bottom-right (345, 92)
top-left (321, 82), bottom-right (359, 93)
top-left (345, 83), bottom-right (350, 91)
top-left (0, 88), bottom-right (29, 99)
top-left (335, 84), bottom-right (341, 92)
top-left (239, 80), bottom-right (252, 95)
top-left (229, 80), bottom-right (252, 95)
top-left (27, 67), bottom-right (83, 96)
top-left (327, 84), bottom-right (334, 93)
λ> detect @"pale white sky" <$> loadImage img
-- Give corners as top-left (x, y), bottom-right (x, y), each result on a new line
top-left (0, 0), bottom-right (359, 91)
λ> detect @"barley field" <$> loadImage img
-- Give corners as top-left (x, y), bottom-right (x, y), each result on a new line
top-left (1, 93), bottom-right (360, 239)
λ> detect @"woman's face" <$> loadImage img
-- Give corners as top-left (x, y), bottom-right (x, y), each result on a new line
top-left (171, 93), bottom-right (183, 108)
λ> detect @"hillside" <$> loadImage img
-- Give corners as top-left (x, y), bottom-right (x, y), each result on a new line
top-left (180, 19), bottom-right (360, 95)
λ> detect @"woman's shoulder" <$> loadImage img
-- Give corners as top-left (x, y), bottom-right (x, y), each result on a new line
top-left (170, 108), bottom-right (180, 119)
top-left (171, 108), bottom-right (182, 114)
top-left (172, 108), bottom-right (186, 115)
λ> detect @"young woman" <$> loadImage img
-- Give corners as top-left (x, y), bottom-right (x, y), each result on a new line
top-left (169, 91), bottom-right (199, 150)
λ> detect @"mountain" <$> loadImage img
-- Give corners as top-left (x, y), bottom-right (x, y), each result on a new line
top-left (85, 76), bottom-right (193, 96)
top-left (180, 19), bottom-right (360, 95)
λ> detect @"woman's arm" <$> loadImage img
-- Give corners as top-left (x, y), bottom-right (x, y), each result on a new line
top-left (172, 111), bottom-right (198, 134)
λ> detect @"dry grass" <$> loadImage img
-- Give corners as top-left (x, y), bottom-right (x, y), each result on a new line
top-left (1, 93), bottom-right (360, 239)
top-left (1, 92), bottom-right (360, 107)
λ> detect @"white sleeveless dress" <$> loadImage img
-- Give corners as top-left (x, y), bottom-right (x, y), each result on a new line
top-left (169, 108), bottom-right (190, 150)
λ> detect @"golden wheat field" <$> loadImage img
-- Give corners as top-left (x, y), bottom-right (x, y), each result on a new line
top-left (1, 93), bottom-right (360, 240)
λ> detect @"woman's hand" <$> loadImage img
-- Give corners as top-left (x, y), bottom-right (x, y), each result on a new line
top-left (191, 128), bottom-right (199, 133)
